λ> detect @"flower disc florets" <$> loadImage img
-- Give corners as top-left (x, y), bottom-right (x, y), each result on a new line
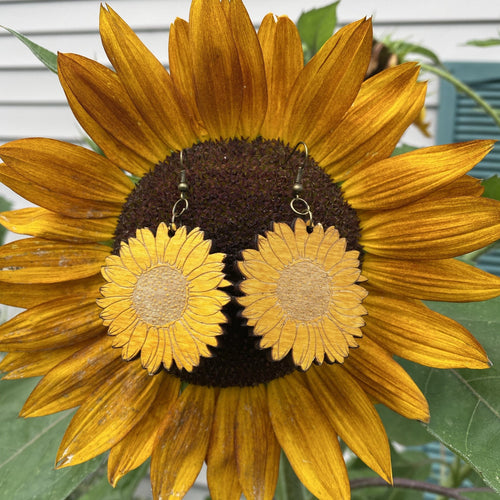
top-left (113, 137), bottom-right (362, 387)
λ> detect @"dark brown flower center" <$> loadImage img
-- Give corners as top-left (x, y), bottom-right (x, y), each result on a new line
top-left (113, 137), bottom-right (362, 387)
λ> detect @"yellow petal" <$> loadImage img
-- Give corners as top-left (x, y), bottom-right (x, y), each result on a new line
top-left (168, 18), bottom-right (206, 136)
top-left (0, 238), bottom-right (110, 284)
top-left (239, 277), bottom-right (276, 296)
top-left (235, 385), bottom-right (280, 500)
top-left (360, 196), bottom-right (500, 260)
top-left (0, 343), bottom-right (87, 380)
top-left (108, 374), bottom-right (180, 486)
top-left (289, 218), bottom-right (309, 257)
top-left (272, 222), bottom-right (300, 259)
top-left (100, 266), bottom-right (136, 289)
top-left (238, 295), bottom-right (278, 321)
top-left (268, 372), bottom-right (350, 499)
top-left (306, 365), bottom-right (392, 483)
top-left (21, 336), bottom-right (121, 417)
top-left (0, 207), bottom-right (116, 242)
top-left (0, 294), bottom-right (103, 350)
top-left (363, 292), bottom-right (489, 368)
top-left (258, 14), bottom-right (303, 138)
top-left (0, 274), bottom-right (103, 308)
top-left (423, 174), bottom-right (484, 200)
top-left (141, 326), bottom-right (171, 373)
top-left (271, 319), bottom-right (297, 359)
top-left (314, 63), bottom-right (422, 176)
top-left (363, 256), bottom-right (500, 302)
top-left (239, 259), bottom-right (280, 282)
top-left (319, 316), bottom-right (350, 362)
top-left (224, 0), bottom-right (267, 138)
top-left (0, 139), bottom-right (133, 218)
top-left (174, 227), bottom-right (206, 268)
top-left (151, 384), bottom-right (215, 499)
top-left (344, 336), bottom-right (429, 421)
top-left (56, 360), bottom-right (159, 467)
top-left (206, 388), bottom-right (243, 500)
top-left (343, 140), bottom-right (494, 210)
top-left (100, 6), bottom-right (199, 151)
top-left (189, 0), bottom-right (243, 138)
top-left (264, 230), bottom-right (294, 266)
top-left (282, 19), bottom-right (372, 149)
top-left (58, 53), bottom-right (162, 176)
top-left (291, 322), bottom-right (315, 370)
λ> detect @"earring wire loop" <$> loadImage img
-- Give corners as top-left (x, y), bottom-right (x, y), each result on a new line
top-left (285, 142), bottom-right (314, 229)
top-left (170, 149), bottom-right (189, 233)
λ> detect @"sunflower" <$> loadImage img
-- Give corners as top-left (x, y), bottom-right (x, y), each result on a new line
top-left (238, 219), bottom-right (368, 369)
top-left (98, 223), bottom-right (230, 373)
top-left (1, 1), bottom-right (500, 499)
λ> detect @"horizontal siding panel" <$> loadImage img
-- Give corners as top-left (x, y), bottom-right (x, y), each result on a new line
top-left (0, 103), bottom-right (83, 143)
top-left (337, 0), bottom-right (500, 23)
top-left (0, 68), bottom-right (65, 102)
top-left (1, 0), bottom-right (498, 33)
top-left (0, 30), bottom-right (170, 69)
top-left (3, 23), bottom-right (498, 70)
top-left (366, 23), bottom-right (500, 62)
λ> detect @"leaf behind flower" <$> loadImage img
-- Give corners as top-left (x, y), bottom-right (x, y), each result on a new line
top-left (0, 377), bottom-right (103, 500)
top-left (401, 297), bottom-right (500, 494)
top-left (1, 26), bottom-right (58, 73)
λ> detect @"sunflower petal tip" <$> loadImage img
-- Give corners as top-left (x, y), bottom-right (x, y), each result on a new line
top-left (386, 472), bottom-right (394, 486)
top-left (108, 471), bottom-right (122, 488)
top-left (55, 453), bottom-right (73, 469)
top-left (419, 413), bottom-right (431, 424)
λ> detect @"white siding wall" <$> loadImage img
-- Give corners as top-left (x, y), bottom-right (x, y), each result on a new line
top-left (2, 0), bottom-right (499, 152)
top-left (0, 1), bottom-right (499, 498)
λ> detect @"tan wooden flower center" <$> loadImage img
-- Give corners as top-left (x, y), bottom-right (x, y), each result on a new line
top-left (276, 259), bottom-right (331, 322)
top-left (132, 265), bottom-right (188, 326)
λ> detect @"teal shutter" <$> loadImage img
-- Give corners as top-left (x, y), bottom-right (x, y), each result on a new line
top-left (436, 62), bottom-right (500, 276)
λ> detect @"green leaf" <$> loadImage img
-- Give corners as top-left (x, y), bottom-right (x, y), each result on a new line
top-left (482, 175), bottom-right (500, 201)
top-left (297, 2), bottom-right (339, 62)
top-left (1, 26), bottom-right (58, 73)
top-left (401, 297), bottom-right (500, 494)
top-left (275, 452), bottom-right (312, 500)
top-left (0, 377), bottom-right (103, 500)
top-left (377, 405), bottom-right (433, 446)
top-left (466, 37), bottom-right (500, 47)
top-left (73, 462), bottom-right (149, 500)
top-left (381, 37), bottom-right (443, 67)
top-left (0, 195), bottom-right (12, 246)
top-left (462, 466), bottom-right (500, 499)
top-left (350, 446), bottom-right (430, 500)
top-left (391, 144), bottom-right (418, 156)
top-left (460, 491), bottom-right (500, 500)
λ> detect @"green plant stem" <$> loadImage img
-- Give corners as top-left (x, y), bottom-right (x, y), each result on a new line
top-left (351, 477), bottom-right (495, 500)
top-left (420, 62), bottom-right (500, 129)
top-left (275, 453), bottom-right (311, 500)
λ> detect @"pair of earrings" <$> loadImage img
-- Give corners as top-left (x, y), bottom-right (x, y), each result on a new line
top-left (98, 144), bottom-right (366, 374)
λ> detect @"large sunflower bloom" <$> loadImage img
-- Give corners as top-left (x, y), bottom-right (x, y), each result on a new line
top-left (1, 1), bottom-right (500, 498)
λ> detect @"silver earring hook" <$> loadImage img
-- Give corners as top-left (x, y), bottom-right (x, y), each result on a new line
top-left (286, 142), bottom-right (314, 230)
top-left (169, 150), bottom-right (189, 234)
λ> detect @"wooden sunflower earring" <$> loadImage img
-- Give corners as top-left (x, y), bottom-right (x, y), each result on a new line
top-left (98, 150), bottom-right (230, 374)
top-left (238, 143), bottom-right (368, 370)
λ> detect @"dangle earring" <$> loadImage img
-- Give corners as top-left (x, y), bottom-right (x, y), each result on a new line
top-left (98, 149), bottom-right (230, 375)
top-left (288, 141), bottom-right (315, 231)
top-left (237, 142), bottom-right (368, 371)
top-left (168, 150), bottom-right (189, 236)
